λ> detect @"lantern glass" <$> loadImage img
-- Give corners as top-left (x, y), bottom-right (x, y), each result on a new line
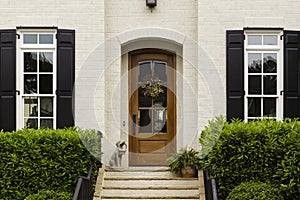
top-left (146, 0), bottom-right (156, 7)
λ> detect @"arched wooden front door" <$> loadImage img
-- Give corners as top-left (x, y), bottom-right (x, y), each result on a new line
top-left (129, 49), bottom-right (176, 166)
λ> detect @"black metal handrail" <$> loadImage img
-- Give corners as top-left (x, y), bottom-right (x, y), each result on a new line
top-left (72, 159), bottom-right (101, 200)
top-left (204, 169), bottom-right (218, 200)
top-left (72, 130), bottom-right (102, 200)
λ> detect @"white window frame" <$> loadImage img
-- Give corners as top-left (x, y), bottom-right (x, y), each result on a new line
top-left (244, 30), bottom-right (283, 122)
top-left (16, 29), bottom-right (57, 129)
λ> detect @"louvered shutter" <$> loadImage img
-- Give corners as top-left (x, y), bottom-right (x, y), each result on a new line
top-left (226, 30), bottom-right (245, 121)
top-left (0, 30), bottom-right (16, 131)
top-left (284, 31), bottom-right (300, 118)
top-left (56, 29), bottom-right (75, 128)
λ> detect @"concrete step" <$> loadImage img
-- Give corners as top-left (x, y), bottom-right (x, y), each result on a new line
top-left (101, 189), bottom-right (199, 199)
top-left (104, 176), bottom-right (197, 180)
top-left (105, 171), bottom-right (174, 177)
top-left (94, 167), bottom-right (204, 200)
top-left (101, 199), bottom-right (199, 200)
top-left (105, 167), bottom-right (169, 172)
top-left (103, 179), bottom-right (199, 189)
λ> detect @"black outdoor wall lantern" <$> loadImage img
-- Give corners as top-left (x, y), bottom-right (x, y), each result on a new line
top-left (146, 0), bottom-right (157, 8)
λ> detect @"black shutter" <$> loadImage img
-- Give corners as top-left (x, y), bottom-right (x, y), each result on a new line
top-left (0, 30), bottom-right (16, 131)
top-left (226, 30), bottom-right (245, 121)
top-left (57, 29), bottom-right (75, 128)
top-left (284, 31), bottom-right (300, 118)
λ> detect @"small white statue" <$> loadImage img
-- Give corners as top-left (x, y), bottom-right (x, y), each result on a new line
top-left (109, 140), bottom-right (127, 167)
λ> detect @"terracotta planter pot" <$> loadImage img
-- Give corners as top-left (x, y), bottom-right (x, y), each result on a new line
top-left (181, 165), bottom-right (196, 178)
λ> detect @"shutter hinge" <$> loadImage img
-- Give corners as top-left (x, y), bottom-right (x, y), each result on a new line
top-left (243, 35), bottom-right (246, 40)
top-left (55, 34), bottom-right (58, 39)
top-left (16, 34), bottom-right (20, 39)
top-left (16, 90), bottom-right (20, 95)
top-left (243, 91), bottom-right (245, 95)
top-left (280, 34), bottom-right (284, 40)
top-left (280, 90), bottom-right (284, 95)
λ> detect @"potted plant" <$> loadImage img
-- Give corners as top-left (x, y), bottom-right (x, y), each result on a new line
top-left (167, 147), bottom-right (202, 178)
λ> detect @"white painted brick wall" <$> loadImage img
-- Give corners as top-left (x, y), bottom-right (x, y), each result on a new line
top-left (198, 0), bottom-right (300, 134)
top-left (105, 0), bottom-right (198, 41)
top-left (4, 0), bottom-right (300, 165)
top-left (0, 0), bottom-right (105, 131)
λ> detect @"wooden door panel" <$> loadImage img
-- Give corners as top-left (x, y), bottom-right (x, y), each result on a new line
top-left (130, 153), bottom-right (169, 166)
top-left (139, 140), bottom-right (167, 153)
top-left (129, 49), bottom-right (176, 166)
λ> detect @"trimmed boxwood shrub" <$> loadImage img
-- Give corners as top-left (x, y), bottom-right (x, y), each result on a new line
top-left (24, 190), bottom-right (72, 200)
top-left (226, 181), bottom-right (284, 200)
top-left (0, 128), bottom-right (102, 200)
top-left (201, 119), bottom-right (300, 200)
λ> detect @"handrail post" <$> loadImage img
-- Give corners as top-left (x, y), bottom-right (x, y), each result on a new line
top-left (203, 169), bottom-right (218, 200)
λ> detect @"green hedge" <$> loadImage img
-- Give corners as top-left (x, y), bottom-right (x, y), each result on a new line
top-left (24, 190), bottom-right (72, 200)
top-left (201, 119), bottom-right (300, 200)
top-left (0, 128), bottom-right (102, 200)
top-left (226, 181), bottom-right (284, 200)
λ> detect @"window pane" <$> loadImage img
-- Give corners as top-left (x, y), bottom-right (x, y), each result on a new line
top-left (248, 53), bottom-right (262, 73)
top-left (263, 98), bottom-right (276, 117)
top-left (263, 35), bottom-right (277, 45)
top-left (39, 34), bottom-right (53, 44)
top-left (24, 52), bottom-right (37, 72)
top-left (39, 75), bottom-right (53, 94)
top-left (154, 61), bottom-right (167, 82)
top-left (40, 119), bottom-right (53, 128)
top-left (24, 74), bottom-right (37, 94)
top-left (39, 52), bottom-right (53, 72)
top-left (154, 109), bottom-right (166, 133)
top-left (40, 98), bottom-right (53, 117)
top-left (248, 75), bottom-right (262, 94)
top-left (24, 34), bottom-right (37, 44)
top-left (138, 109), bottom-right (152, 133)
top-left (139, 61), bottom-right (152, 82)
top-left (25, 118), bottom-right (38, 129)
top-left (248, 35), bottom-right (262, 45)
top-left (263, 53), bottom-right (277, 73)
top-left (154, 86), bottom-right (167, 107)
top-left (138, 87), bottom-right (152, 107)
top-left (248, 97), bottom-right (261, 117)
top-left (264, 75), bottom-right (277, 94)
top-left (24, 97), bottom-right (38, 117)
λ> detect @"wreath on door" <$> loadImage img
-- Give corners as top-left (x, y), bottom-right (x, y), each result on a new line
top-left (141, 79), bottom-right (164, 98)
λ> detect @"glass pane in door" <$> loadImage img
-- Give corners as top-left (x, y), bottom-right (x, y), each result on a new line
top-left (154, 61), bottom-right (167, 82)
top-left (154, 109), bottom-right (167, 133)
top-left (139, 61), bottom-right (151, 82)
top-left (138, 109), bottom-right (152, 133)
top-left (138, 87), bottom-right (152, 107)
top-left (154, 86), bottom-right (167, 107)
